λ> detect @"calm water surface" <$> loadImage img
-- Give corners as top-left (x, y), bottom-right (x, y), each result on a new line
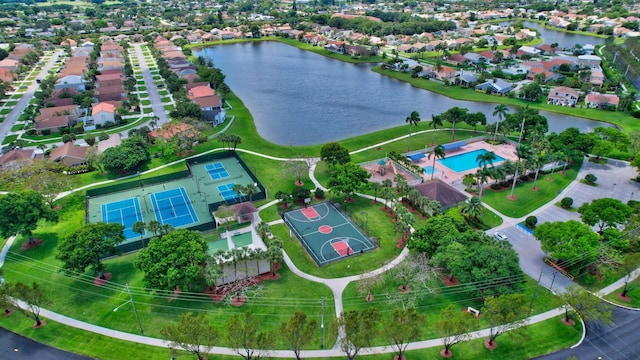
top-left (502, 21), bottom-right (605, 49)
top-left (194, 42), bottom-right (609, 146)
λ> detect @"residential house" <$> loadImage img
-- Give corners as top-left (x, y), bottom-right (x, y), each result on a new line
top-left (187, 85), bottom-right (215, 100)
top-left (476, 79), bottom-right (513, 94)
top-left (0, 59), bottom-right (19, 72)
top-left (34, 105), bottom-right (80, 134)
top-left (54, 75), bottom-right (85, 92)
top-left (0, 68), bottom-right (14, 84)
top-left (149, 122), bottom-right (196, 142)
top-left (577, 55), bottom-right (601, 68)
top-left (588, 69), bottom-right (605, 87)
top-left (0, 149), bottom-right (36, 171)
top-left (585, 93), bottom-right (619, 109)
top-left (436, 65), bottom-right (457, 81)
top-left (88, 102), bottom-right (116, 130)
top-left (547, 86), bottom-right (579, 106)
top-left (455, 72), bottom-right (478, 87)
top-left (48, 142), bottom-right (88, 167)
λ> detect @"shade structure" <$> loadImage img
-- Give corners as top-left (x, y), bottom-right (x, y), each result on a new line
top-left (442, 141), bottom-right (467, 151)
top-left (406, 153), bottom-right (426, 161)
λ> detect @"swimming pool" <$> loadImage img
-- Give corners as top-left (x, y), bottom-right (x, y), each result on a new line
top-left (422, 165), bottom-right (440, 176)
top-left (438, 149), bottom-right (505, 173)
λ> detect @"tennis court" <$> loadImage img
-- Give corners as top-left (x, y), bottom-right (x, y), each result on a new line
top-left (206, 162), bottom-right (230, 180)
top-left (149, 187), bottom-right (199, 228)
top-left (101, 198), bottom-right (144, 240)
top-left (283, 202), bottom-right (376, 266)
top-left (217, 183), bottom-right (238, 201)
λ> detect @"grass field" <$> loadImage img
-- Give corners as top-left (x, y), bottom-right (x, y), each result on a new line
top-left (482, 166), bottom-right (580, 218)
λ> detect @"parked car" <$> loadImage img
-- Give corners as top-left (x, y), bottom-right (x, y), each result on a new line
top-left (494, 232), bottom-right (508, 241)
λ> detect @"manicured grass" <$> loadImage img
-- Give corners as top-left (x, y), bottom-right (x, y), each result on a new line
top-left (143, 108), bottom-right (153, 114)
top-left (2, 134), bottom-right (17, 145)
top-left (604, 284), bottom-right (640, 308)
top-left (141, 100), bottom-right (151, 106)
top-left (136, 80), bottom-right (145, 85)
top-left (482, 167), bottom-right (580, 218)
top-left (577, 253), bottom-right (640, 291)
top-left (10, 124), bottom-right (23, 131)
top-left (164, 105), bottom-right (174, 111)
top-left (138, 86), bottom-right (147, 91)
top-left (161, 97), bottom-right (172, 103)
top-left (275, 195), bottom-right (403, 278)
top-left (5, 101), bottom-right (18, 106)
top-left (0, 108), bottom-right (11, 115)
top-left (158, 90), bottom-right (168, 96)
top-left (340, 275), bottom-right (567, 350)
top-left (2, 195), bottom-right (334, 344)
top-left (478, 207), bottom-right (504, 228)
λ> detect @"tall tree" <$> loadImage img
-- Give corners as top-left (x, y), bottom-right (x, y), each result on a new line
top-left (482, 293), bottom-right (529, 346)
top-left (11, 282), bottom-right (50, 327)
top-left (280, 311), bottom-right (317, 360)
top-left (135, 229), bottom-right (208, 291)
top-left (460, 196), bottom-right (485, 222)
top-left (434, 304), bottom-right (476, 357)
top-left (161, 312), bottom-right (219, 360)
top-left (320, 142), bottom-right (350, 167)
top-left (427, 145), bottom-right (445, 180)
top-left (429, 114), bottom-right (444, 146)
top-left (405, 111), bottom-right (421, 151)
top-left (332, 308), bottom-right (381, 360)
top-left (535, 220), bottom-right (600, 269)
top-left (439, 107), bottom-right (468, 142)
top-left (578, 198), bottom-right (632, 234)
top-left (225, 311), bottom-right (275, 360)
top-left (327, 163), bottom-right (371, 202)
top-left (132, 221), bottom-right (147, 248)
top-left (384, 307), bottom-right (425, 360)
top-left (560, 285), bottom-right (613, 324)
top-left (56, 222), bottom-right (125, 279)
top-left (0, 191), bottom-right (58, 244)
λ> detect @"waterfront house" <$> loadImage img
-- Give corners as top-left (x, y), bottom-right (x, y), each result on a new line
top-left (547, 86), bottom-right (579, 106)
top-left (476, 79), bottom-right (513, 95)
top-left (585, 93), bottom-right (619, 109)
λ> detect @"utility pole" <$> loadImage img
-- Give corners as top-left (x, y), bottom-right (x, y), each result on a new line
top-left (320, 296), bottom-right (325, 349)
top-left (126, 283), bottom-right (143, 334)
top-left (529, 268), bottom-right (544, 315)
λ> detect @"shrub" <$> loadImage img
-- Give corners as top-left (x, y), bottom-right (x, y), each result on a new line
top-left (560, 197), bottom-right (573, 209)
top-left (525, 216), bottom-right (537, 228)
top-left (584, 173), bottom-right (597, 184)
top-left (490, 183), bottom-right (501, 190)
top-left (40, 129), bottom-right (51, 135)
top-left (291, 186), bottom-right (311, 201)
top-left (314, 188), bottom-right (324, 199)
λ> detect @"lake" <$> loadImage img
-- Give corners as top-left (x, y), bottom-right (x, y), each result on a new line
top-left (501, 21), bottom-right (605, 49)
top-left (194, 42), bottom-right (610, 146)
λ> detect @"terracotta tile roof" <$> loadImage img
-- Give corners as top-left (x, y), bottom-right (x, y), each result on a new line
top-left (92, 102), bottom-right (116, 115)
top-left (35, 115), bottom-right (71, 130)
top-left (149, 123), bottom-right (195, 140)
top-left (192, 95), bottom-right (222, 109)
top-left (95, 85), bottom-right (125, 95)
top-left (184, 82), bottom-right (211, 90)
top-left (96, 72), bottom-right (125, 82)
top-left (36, 105), bottom-right (78, 121)
top-left (98, 69), bottom-right (125, 76)
top-left (0, 149), bottom-right (34, 166)
top-left (187, 85), bottom-right (215, 99)
top-left (48, 142), bottom-right (88, 164)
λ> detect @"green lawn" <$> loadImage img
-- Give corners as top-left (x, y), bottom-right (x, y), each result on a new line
top-left (158, 90), bottom-right (168, 96)
top-left (482, 166), bottom-right (580, 218)
top-left (161, 97), bottom-right (172, 103)
top-left (138, 86), bottom-right (147, 91)
top-left (141, 100), bottom-right (151, 106)
top-left (2, 134), bottom-right (17, 145)
top-left (143, 108), bottom-right (153, 114)
top-left (0, 108), bottom-right (11, 115)
top-left (164, 105), bottom-right (174, 111)
top-left (10, 124), bottom-right (23, 131)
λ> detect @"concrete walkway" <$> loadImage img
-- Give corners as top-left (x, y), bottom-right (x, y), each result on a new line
top-left (4, 129), bottom-right (640, 357)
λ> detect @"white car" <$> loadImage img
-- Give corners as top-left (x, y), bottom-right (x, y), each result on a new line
top-left (494, 232), bottom-right (508, 241)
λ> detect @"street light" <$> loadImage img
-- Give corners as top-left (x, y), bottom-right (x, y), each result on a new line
top-left (113, 300), bottom-right (131, 312)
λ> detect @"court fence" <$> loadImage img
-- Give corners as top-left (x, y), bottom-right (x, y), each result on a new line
top-left (85, 150), bottom-right (265, 253)
top-left (187, 151), bottom-right (267, 211)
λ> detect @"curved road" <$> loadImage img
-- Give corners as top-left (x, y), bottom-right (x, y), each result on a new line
top-left (0, 327), bottom-right (91, 360)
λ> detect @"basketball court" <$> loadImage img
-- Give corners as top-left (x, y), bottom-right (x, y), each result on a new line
top-left (283, 202), bottom-right (376, 266)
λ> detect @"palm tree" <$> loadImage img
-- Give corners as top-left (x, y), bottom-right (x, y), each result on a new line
top-left (244, 183), bottom-right (259, 202)
top-left (428, 145), bottom-right (446, 180)
top-left (132, 221), bottom-right (147, 248)
top-left (204, 254), bottom-right (224, 290)
top-left (476, 151), bottom-right (498, 170)
top-left (492, 104), bottom-right (509, 141)
top-left (509, 144), bottom-right (532, 199)
top-left (266, 237), bottom-right (283, 276)
top-left (460, 196), bottom-right (485, 222)
top-left (429, 114), bottom-right (443, 146)
top-left (256, 221), bottom-right (271, 240)
top-left (380, 186), bottom-right (396, 210)
top-left (405, 111), bottom-right (421, 151)
top-left (232, 184), bottom-right (247, 202)
top-left (147, 220), bottom-right (161, 238)
top-left (370, 182), bottom-right (382, 202)
top-left (475, 168), bottom-right (491, 197)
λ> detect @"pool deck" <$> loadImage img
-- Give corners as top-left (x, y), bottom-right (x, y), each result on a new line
top-left (417, 140), bottom-right (519, 186)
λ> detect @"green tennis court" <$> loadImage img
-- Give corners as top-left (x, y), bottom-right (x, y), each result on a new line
top-left (283, 202), bottom-right (376, 266)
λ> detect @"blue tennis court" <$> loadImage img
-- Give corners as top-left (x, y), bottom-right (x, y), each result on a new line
top-left (101, 198), bottom-right (144, 240)
top-left (149, 187), bottom-right (199, 228)
top-left (206, 162), bottom-right (230, 180)
top-left (217, 183), bottom-right (238, 201)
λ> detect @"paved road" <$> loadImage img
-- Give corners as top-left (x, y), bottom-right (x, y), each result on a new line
top-left (0, 327), bottom-right (93, 360)
top-left (536, 307), bottom-right (640, 360)
top-left (131, 43), bottom-right (170, 126)
top-left (0, 49), bottom-right (64, 144)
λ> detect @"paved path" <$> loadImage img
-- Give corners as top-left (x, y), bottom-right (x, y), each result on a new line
top-left (131, 43), bottom-right (171, 127)
top-left (0, 327), bottom-right (92, 360)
